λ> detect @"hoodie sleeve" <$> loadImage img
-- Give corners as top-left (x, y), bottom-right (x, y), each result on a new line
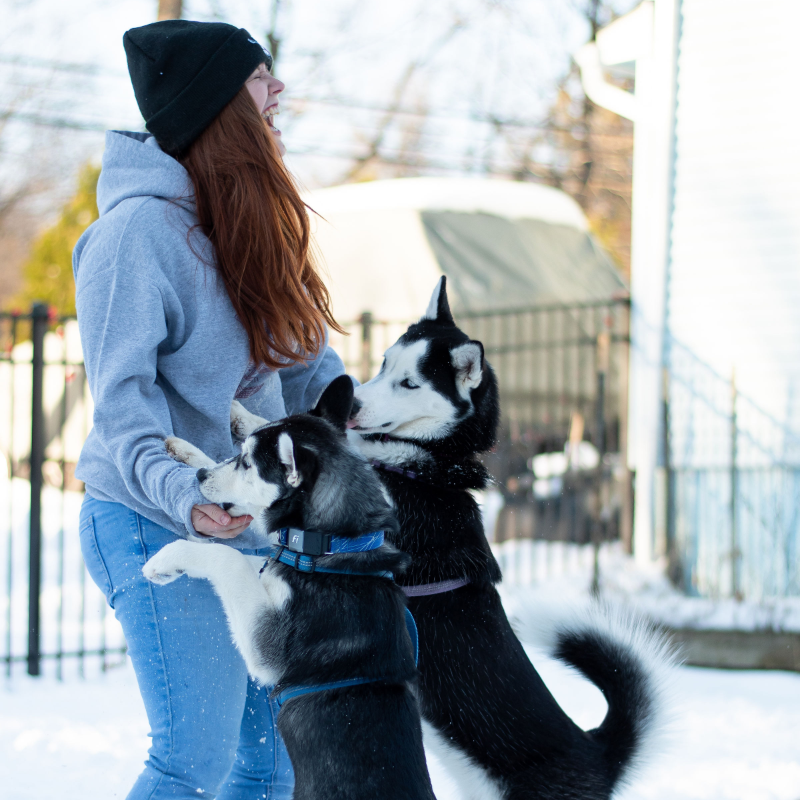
top-left (75, 263), bottom-right (207, 539)
top-left (279, 330), bottom-right (350, 415)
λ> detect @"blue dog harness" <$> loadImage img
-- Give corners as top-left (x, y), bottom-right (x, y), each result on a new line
top-left (273, 607), bottom-right (418, 706)
top-left (262, 526), bottom-right (419, 706)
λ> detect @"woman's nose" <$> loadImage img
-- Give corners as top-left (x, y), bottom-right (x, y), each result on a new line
top-left (270, 77), bottom-right (285, 96)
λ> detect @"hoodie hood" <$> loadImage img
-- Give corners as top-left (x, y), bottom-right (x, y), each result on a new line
top-left (96, 130), bottom-right (194, 216)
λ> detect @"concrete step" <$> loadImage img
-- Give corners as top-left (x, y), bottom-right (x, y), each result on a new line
top-left (668, 628), bottom-right (800, 672)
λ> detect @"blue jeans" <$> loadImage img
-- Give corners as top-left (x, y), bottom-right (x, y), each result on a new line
top-left (79, 495), bottom-right (294, 800)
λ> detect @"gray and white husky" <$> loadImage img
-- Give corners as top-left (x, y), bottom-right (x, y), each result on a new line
top-left (143, 376), bottom-right (435, 800)
top-left (347, 277), bottom-right (676, 800)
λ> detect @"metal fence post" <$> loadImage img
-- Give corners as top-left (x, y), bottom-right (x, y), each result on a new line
top-left (730, 368), bottom-right (740, 599)
top-left (663, 366), bottom-right (681, 588)
top-left (590, 330), bottom-right (610, 596)
top-left (28, 302), bottom-right (48, 676)
top-left (359, 312), bottom-right (373, 385)
top-left (617, 299), bottom-right (634, 554)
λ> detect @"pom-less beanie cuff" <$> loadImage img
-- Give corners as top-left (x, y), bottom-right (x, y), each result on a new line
top-left (124, 21), bottom-right (271, 156)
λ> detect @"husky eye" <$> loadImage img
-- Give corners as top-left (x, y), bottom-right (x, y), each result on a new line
top-left (400, 378), bottom-right (419, 390)
top-left (241, 456), bottom-right (250, 469)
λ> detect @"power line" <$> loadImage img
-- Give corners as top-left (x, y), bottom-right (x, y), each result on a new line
top-left (292, 96), bottom-right (630, 137)
top-left (0, 108), bottom-right (558, 177)
top-left (0, 110), bottom-right (130, 132)
top-left (0, 54), bottom-right (118, 76)
top-left (0, 108), bottom-right (629, 171)
top-left (0, 53), bottom-right (633, 139)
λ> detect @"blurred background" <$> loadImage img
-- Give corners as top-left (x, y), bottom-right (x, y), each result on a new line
top-left (1, 1), bottom-right (799, 799)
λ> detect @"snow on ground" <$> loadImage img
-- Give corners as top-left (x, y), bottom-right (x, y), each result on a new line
top-left (3, 484), bottom-right (799, 797)
top-left (2, 651), bottom-right (799, 800)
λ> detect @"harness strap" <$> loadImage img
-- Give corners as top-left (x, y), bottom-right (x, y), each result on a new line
top-left (404, 605), bottom-right (419, 663)
top-left (273, 676), bottom-right (380, 706)
top-left (273, 607), bottom-right (418, 706)
top-left (401, 577), bottom-right (471, 597)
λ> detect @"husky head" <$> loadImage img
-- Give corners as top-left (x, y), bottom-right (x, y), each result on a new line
top-left (197, 375), bottom-right (398, 536)
top-left (349, 277), bottom-right (499, 456)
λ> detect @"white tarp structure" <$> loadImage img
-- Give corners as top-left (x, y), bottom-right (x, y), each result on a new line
top-left (304, 177), bottom-right (625, 323)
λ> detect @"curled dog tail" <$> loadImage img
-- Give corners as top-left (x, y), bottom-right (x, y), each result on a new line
top-left (513, 600), bottom-right (678, 788)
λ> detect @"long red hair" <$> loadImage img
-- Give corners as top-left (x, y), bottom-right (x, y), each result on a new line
top-left (179, 87), bottom-right (343, 370)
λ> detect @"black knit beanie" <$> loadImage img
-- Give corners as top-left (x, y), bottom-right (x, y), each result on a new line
top-left (123, 20), bottom-right (272, 155)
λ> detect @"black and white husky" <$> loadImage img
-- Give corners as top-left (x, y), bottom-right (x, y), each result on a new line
top-left (347, 277), bottom-right (675, 800)
top-left (143, 376), bottom-right (436, 800)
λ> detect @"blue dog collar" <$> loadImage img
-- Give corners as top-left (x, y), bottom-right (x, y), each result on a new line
top-left (261, 528), bottom-right (391, 579)
top-left (277, 527), bottom-right (385, 555)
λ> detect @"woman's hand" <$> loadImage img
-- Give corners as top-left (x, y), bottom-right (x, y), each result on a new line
top-left (191, 504), bottom-right (253, 539)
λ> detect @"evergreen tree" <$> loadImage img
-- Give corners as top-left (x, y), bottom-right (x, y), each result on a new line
top-left (13, 163), bottom-right (100, 316)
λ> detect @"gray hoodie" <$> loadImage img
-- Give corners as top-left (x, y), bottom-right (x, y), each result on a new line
top-left (73, 131), bottom-right (346, 549)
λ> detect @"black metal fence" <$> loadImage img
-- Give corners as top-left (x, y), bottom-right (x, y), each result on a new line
top-left (2, 297), bottom-right (630, 677)
top-left (1, 307), bottom-right (126, 678)
top-left (330, 297), bottom-right (632, 550)
top-left (665, 338), bottom-right (800, 599)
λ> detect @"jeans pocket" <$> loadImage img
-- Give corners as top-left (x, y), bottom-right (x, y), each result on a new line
top-left (79, 515), bottom-right (115, 608)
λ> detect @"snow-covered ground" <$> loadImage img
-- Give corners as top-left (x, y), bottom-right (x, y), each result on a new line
top-left (2, 650), bottom-right (799, 800)
top-left (3, 483), bottom-right (799, 798)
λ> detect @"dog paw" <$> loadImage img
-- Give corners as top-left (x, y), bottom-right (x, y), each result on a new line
top-left (143, 540), bottom-right (197, 585)
top-left (230, 401), bottom-right (268, 440)
top-left (165, 437), bottom-right (215, 468)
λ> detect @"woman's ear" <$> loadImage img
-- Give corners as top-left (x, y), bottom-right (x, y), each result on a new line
top-left (309, 374), bottom-right (354, 431)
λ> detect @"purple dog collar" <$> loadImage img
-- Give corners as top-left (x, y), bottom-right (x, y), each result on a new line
top-left (401, 578), bottom-right (471, 597)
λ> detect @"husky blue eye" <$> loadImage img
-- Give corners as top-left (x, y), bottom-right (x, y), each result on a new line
top-left (400, 378), bottom-right (419, 390)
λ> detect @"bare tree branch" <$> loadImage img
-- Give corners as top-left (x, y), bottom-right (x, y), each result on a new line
top-left (344, 16), bottom-right (466, 181)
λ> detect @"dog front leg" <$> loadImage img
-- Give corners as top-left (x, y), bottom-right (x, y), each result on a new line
top-left (165, 436), bottom-right (217, 469)
top-left (143, 541), bottom-right (289, 684)
top-left (230, 400), bottom-right (269, 440)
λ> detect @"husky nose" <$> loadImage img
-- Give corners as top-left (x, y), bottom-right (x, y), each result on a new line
top-left (349, 397), bottom-right (363, 417)
top-left (197, 468), bottom-right (209, 482)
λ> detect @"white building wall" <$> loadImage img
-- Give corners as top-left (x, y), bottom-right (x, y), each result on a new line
top-left (666, 0), bottom-right (800, 597)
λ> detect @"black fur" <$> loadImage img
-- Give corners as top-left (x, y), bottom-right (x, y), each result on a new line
top-left (233, 378), bottom-right (435, 800)
top-left (358, 280), bottom-right (661, 799)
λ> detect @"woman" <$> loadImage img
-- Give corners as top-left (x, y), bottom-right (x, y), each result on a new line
top-left (74, 19), bottom-right (346, 799)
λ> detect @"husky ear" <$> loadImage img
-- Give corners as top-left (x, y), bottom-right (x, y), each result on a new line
top-left (309, 375), bottom-right (354, 431)
top-left (278, 432), bottom-right (303, 487)
top-left (421, 276), bottom-right (455, 326)
top-left (451, 341), bottom-right (484, 395)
